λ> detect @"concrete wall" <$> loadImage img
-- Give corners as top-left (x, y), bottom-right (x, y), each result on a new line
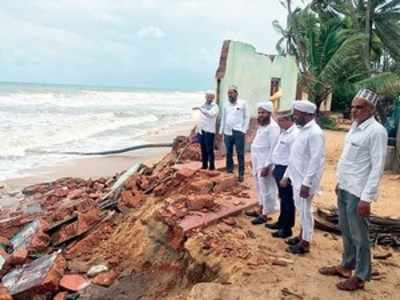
top-left (215, 40), bottom-right (298, 117)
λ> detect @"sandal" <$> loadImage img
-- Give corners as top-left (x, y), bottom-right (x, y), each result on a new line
top-left (245, 210), bottom-right (259, 218)
top-left (319, 266), bottom-right (352, 279)
top-left (286, 236), bottom-right (301, 246)
top-left (287, 242), bottom-right (309, 255)
top-left (336, 276), bottom-right (365, 291)
top-left (251, 215), bottom-right (267, 225)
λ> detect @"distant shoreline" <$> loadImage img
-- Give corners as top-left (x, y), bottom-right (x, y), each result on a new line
top-left (0, 120), bottom-right (195, 191)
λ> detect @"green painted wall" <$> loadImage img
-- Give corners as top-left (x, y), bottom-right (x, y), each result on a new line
top-left (217, 41), bottom-right (298, 117)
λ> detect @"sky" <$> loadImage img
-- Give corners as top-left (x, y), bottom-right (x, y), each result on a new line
top-left (0, 0), bottom-right (300, 90)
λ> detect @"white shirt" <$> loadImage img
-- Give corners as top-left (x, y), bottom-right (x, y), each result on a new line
top-left (284, 119), bottom-right (325, 194)
top-left (337, 117), bottom-right (388, 202)
top-left (251, 119), bottom-right (280, 175)
top-left (271, 124), bottom-right (300, 166)
top-left (219, 99), bottom-right (250, 135)
top-left (197, 102), bottom-right (219, 134)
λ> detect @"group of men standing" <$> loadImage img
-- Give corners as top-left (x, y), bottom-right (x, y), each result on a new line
top-left (194, 85), bottom-right (388, 291)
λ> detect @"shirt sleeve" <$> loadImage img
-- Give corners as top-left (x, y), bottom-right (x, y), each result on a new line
top-left (199, 104), bottom-right (219, 118)
top-left (264, 126), bottom-right (281, 167)
top-left (302, 132), bottom-right (325, 188)
top-left (241, 102), bottom-right (250, 133)
top-left (360, 129), bottom-right (388, 202)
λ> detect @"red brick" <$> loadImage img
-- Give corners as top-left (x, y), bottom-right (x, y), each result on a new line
top-left (189, 180), bottom-right (214, 194)
top-left (68, 189), bottom-right (84, 200)
top-left (7, 248), bottom-right (28, 266)
top-left (213, 175), bottom-right (237, 193)
top-left (187, 195), bottom-right (215, 211)
top-left (120, 191), bottom-right (144, 208)
top-left (59, 274), bottom-right (90, 292)
top-left (0, 284), bottom-right (12, 300)
top-left (175, 168), bottom-right (196, 180)
top-left (91, 270), bottom-right (118, 287)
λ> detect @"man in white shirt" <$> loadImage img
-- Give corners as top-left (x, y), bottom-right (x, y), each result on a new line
top-left (265, 111), bottom-right (299, 238)
top-left (193, 90), bottom-right (219, 170)
top-left (219, 85), bottom-right (250, 182)
top-left (247, 101), bottom-right (280, 225)
top-left (280, 100), bottom-right (325, 254)
top-left (319, 89), bottom-right (388, 291)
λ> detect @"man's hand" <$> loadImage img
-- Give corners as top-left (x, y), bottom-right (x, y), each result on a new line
top-left (280, 178), bottom-right (289, 188)
top-left (357, 201), bottom-right (371, 218)
top-left (300, 185), bottom-right (310, 198)
top-left (335, 184), bottom-right (339, 195)
top-left (260, 165), bottom-right (272, 177)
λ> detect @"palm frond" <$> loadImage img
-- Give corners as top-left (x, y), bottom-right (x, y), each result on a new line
top-left (356, 72), bottom-right (400, 95)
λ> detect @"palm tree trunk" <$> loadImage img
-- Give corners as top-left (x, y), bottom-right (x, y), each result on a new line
top-left (365, 0), bottom-right (372, 69)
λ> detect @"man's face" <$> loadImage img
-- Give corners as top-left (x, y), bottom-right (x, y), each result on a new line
top-left (205, 94), bottom-right (215, 104)
top-left (228, 89), bottom-right (238, 103)
top-left (351, 97), bottom-right (374, 123)
top-left (257, 108), bottom-right (270, 125)
top-left (277, 116), bottom-right (293, 130)
top-left (293, 109), bottom-right (307, 126)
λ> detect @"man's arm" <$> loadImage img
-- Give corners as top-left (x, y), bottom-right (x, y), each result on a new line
top-left (199, 104), bottom-right (219, 118)
top-left (302, 132), bottom-right (325, 191)
top-left (242, 102), bottom-right (250, 134)
top-left (264, 126), bottom-right (281, 169)
top-left (360, 129), bottom-right (388, 202)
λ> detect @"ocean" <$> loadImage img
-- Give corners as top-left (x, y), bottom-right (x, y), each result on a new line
top-left (0, 82), bottom-right (202, 181)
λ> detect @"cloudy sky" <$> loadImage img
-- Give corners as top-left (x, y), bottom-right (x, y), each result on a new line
top-left (0, 0), bottom-right (300, 90)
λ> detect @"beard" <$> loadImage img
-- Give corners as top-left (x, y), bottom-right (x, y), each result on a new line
top-left (228, 95), bottom-right (236, 103)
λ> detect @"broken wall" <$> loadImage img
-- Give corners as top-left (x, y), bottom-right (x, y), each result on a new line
top-left (216, 40), bottom-right (298, 117)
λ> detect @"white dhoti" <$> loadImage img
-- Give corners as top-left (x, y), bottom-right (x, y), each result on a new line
top-left (254, 172), bottom-right (279, 215)
top-left (293, 186), bottom-right (314, 242)
top-left (250, 121), bottom-right (281, 216)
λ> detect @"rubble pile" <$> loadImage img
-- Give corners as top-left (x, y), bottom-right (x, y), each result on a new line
top-left (0, 133), bottom-right (256, 299)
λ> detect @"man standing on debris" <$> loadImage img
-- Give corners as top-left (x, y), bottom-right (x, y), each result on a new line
top-left (265, 111), bottom-right (299, 238)
top-left (280, 100), bottom-right (325, 254)
top-left (219, 85), bottom-right (250, 182)
top-left (246, 101), bottom-right (280, 225)
top-left (319, 89), bottom-right (388, 291)
top-left (193, 90), bottom-right (219, 170)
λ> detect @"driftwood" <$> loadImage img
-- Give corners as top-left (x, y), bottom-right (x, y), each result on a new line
top-left (314, 207), bottom-right (400, 249)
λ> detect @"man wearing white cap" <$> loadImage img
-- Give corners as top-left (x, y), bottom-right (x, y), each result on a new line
top-left (219, 85), bottom-right (250, 182)
top-left (280, 100), bottom-right (325, 254)
top-left (319, 89), bottom-right (388, 291)
top-left (193, 90), bottom-right (219, 170)
top-left (247, 101), bottom-right (280, 225)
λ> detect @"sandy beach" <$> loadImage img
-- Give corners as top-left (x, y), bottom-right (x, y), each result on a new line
top-left (1, 120), bottom-right (195, 191)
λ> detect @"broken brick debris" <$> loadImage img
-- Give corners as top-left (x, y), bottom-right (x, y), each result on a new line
top-left (91, 270), bottom-right (118, 287)
top-left (59, 274), bottom-right (90, 292)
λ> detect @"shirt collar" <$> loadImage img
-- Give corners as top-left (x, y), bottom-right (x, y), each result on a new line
top-left (353, 116), bottom-right (375, 131)
top-left (301, 119), bottom-right (315, 130)
top-left (286, 124), bottom-right (296, 133)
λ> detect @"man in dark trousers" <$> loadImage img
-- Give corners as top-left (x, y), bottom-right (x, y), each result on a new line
top-left (193, 90), bottom-right (219, 170)
top-left (265, 111), bottom-right (299, 238)
top-left (219, 85), bottom-right (250, 182)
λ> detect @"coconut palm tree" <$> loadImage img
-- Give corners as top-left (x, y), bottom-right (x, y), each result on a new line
top-left (273, 5), bottom-right (368, 112)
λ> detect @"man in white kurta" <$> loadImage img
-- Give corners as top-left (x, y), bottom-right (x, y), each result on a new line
top-left (249, 101), bottom-right (280, 225)
top-left (281, 100), bottom-right (325, 254)
top-left (319, 89), bottom-right (388, 291)
top-left (193, 90), bottom-right (219, 170)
